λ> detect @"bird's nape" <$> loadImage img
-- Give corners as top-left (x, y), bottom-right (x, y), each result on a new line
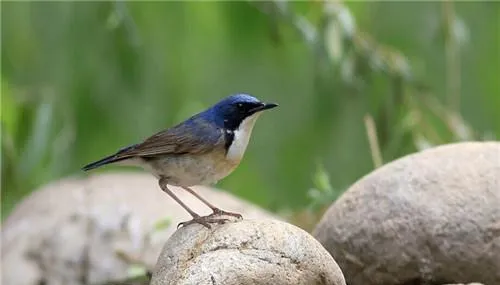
top-left (81, 93), bottom-right (278, 228)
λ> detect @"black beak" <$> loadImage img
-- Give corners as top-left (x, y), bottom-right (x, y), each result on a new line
top-left (250, 102), bottom-right (278, 113)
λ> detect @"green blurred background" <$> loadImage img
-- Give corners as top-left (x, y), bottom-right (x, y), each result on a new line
top-left (2, 1), bottom-right (499, 223)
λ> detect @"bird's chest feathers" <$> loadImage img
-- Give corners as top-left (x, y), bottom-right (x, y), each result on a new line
top-left (225, 113), bottom-right (261, 162)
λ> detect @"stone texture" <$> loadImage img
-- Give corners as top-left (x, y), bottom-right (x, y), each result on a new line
top-left (1, 172), bottom-right (276, 285)
top-left (151, 218), bottom-right (346, 285)
top-left (313, 142), bottom-right (500, 285)
top-left (442, 283), bottom-right (484, 285)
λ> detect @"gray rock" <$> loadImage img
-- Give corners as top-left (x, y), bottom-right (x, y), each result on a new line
top-left (1, 172), bottom-right (276, 285)
top-left (442, 283), bottom-right (484, 285)
top-left (313, 142), bottom-right (500, 285)
top-left (151, 218), bottom-right (346, 285)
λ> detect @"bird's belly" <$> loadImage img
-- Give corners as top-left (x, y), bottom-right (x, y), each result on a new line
top-left (143, 153), bottom-right (239, 186)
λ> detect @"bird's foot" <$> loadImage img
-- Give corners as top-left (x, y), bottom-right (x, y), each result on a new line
top-left (177, 215), bottom-right (229, 229)
top-left (210, 208), bottom-right (243, 220)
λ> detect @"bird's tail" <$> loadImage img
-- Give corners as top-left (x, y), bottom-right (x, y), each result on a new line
top-left (82, 145), bottom-right (136, 171)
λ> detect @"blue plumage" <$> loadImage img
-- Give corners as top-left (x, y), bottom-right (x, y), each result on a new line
top-left (82, 93), bottom-right (278, 228)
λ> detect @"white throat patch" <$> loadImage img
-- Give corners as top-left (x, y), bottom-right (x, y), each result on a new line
top-left (226, 112), bottom-right (262, 161)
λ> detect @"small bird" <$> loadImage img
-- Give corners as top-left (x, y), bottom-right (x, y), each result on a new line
top-left (82, 94), bottom-right (278, 228)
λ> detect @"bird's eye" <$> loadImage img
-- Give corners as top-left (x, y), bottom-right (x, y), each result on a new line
top-left (237, 103), bottom-right (243, 108)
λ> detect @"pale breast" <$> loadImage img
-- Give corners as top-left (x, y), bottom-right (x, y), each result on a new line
top-left (138, 113), bottom-right (262, 186)
top-left (142, 150), bottom-right (240, 187)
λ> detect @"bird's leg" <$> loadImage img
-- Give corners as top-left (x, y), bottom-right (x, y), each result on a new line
top-left (181, 186), bottom-right (243, 219)
top-left (159, 178), bottom-right (200, 218)
top-left (158, 178), bottom-right (228, 229)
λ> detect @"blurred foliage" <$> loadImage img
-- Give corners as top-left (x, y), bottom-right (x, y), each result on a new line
top-left (2, 1), bottom-right (499, 220)
top-left (307, 162), bottom-right (343, 211)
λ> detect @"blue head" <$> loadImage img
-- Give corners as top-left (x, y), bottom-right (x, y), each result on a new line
top-left (206, 94), bottom-right (278, 130)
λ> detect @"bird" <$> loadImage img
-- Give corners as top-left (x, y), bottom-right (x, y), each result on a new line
top-left (82, 93), bottom-right (278, 228)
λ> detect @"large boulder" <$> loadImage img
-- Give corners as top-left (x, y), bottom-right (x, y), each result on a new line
top-left (313, 142), bottom-right (500, 285)
top-left (442, 283), bottom-right (484, 285)
top-left (1, 172), bottom-right (277, 285)
top-left (151, 218), bottom-right (346, 285)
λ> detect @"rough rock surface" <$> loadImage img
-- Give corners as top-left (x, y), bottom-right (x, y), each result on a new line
top-left (1, 172), bottom-right (277, 285)
top-left (442, 283), bottom-right (484, 285)
top-left (313, 142), bottom-right (500, 285)
top-left (151, 218), bottom-right (346, 285)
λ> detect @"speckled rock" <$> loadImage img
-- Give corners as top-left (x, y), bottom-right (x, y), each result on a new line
top-left (313, 142), bottom-right (500, 285)
top-left (442, 283), bottom-right (484, 285)
top-left (151, 218), bottom-right (346, 285)
top-left (1, 172), bottom-right (277, 285)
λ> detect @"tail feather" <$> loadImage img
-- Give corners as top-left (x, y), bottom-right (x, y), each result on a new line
top-left (82, 145), bottom-right (137, 171)
top-left (81, 154), bottom-right (128, 171)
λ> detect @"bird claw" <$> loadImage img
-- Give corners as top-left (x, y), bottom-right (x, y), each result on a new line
top-left (177, 216), bottom-right (229, 229)
top-left (176, 209), bottom-right (243, 229)
top-left (210, 208), bottom-right (243, 219)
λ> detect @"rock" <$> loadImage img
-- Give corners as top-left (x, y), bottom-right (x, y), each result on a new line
top-left (1, 172), bottom-right (277, 285)
top-left (313, 142), bottom-right (500, 285)
top-left (442, 283), bottom-right (485, 285)
top-left (151, 218), bottom-right (346, 285)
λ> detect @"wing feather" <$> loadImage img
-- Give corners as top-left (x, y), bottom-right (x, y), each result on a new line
top-left (117, 117), bottom-right (224, 158)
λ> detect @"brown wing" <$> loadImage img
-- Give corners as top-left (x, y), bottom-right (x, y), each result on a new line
top-left (119, 117), bottom-right (225, 158)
